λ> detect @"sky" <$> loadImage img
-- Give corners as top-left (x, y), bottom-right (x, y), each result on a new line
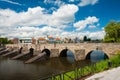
top-left (0, 0), bottom-right (120, 39)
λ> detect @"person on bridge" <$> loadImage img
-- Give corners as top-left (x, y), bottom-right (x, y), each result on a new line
top-left (19, 47), bottom-right (23, 54)
top-left (29, 46), bottom-right (34, 57)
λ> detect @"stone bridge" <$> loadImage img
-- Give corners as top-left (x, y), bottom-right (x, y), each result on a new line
top-left (6, 43), bottom-right (120, 61)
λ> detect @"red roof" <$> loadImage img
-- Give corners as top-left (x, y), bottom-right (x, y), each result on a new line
top-left (56, 38), bottom-right (61, 40)
top-left (48, 36), bottom-right (53, 38)
top-left (38, 37), bottom-right (46, 40)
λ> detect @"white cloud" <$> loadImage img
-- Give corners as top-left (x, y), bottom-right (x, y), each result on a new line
top-left (1, 0), bottom-right (22, 6)
top-left (49, 4), bottom-right (78, 28)
top-left (79, 0), bottom-right (98, 6)
top-left (0, 4), bottom-right (79, 38)
top-left (88, 25), bottom-right (96, 28)
top-left (3, 26), bottom-right (63, 38)
top-left (0, 7), bottom-right (47, 27)
top-left (60, 31), bottom-right (105, 40)
top-left (0, 3), bottom-right (104, 40)
top-left (74, 16), bottom-right (99, 31)
top-left (44, 0), bottom-right (65, 7)
top-left (69, 0), bottom-right (75, 2)
top-left (0, 4), bottom-right (78, 28)
top-left (88, 31), bottom-right (105, 40)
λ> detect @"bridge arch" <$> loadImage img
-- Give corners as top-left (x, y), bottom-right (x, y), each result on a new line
top-left (59, 49), bottom-right (75, 63)
top-left (86, 50), bottom-right (94, 59)
top-left (59, 49), bottom-right (67, 57)
top-left (85, 50), bottom-right (109, 60)
top-left (42, 48), bottom-right (51, 57)
top-left (59, 49), bottom-right (75, 58)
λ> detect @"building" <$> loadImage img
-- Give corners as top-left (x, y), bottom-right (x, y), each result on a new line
top-left (37, 37), bottom-right (46, 44)
top-left (32, 38), bottom-right (36, 44)
top-left (19, 38), bottom-right (32, 44)
top-left (55, 37), bottom-right (62, 43)
top-left (10, 38), bottom-right (19, 44)
top-left (46, 36), bottom-right (55, 43)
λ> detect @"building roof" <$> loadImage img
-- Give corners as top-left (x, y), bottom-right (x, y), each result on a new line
top-left (38, 37), bottom-right (46, 40)
top-left (56, 38), bottom-right (61, 40)
top-left (47, 36), bottom-right (53, 38)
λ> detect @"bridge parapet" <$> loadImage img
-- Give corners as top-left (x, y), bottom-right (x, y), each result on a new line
top-left (5, 43), bottom-right (120, 61)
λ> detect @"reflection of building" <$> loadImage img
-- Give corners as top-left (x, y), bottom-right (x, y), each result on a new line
top-left (19, 38), bottom-right (32, 44)
top-left (38, 37), bottom-right (46, 44)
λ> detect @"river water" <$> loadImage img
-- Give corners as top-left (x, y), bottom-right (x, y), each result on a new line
top-left (0, 50), bottom-right (107, 80)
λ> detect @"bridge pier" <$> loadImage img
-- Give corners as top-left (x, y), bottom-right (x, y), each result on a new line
top-left (74, 49), bottom-right (85, 61)
top-left (50, 49), bottom-right (59, 57)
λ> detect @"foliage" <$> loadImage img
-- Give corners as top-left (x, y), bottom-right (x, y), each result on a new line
top-left (0, 38), bottom-right (12, 44)
top-left (83, 36), bottom-right (91, 42)
top-left (104, 21), bottom-right (120, 42)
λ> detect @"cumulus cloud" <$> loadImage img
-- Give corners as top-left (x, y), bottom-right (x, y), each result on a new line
top-left (49, 4), bottom-right (78, 28)
top-left (0, 3), bottom-right (104, 40)
top-left (0, 4), bottom-right (78, 28)
top-left (79, 0), bottom-right (98, 6)
top-left (9, 26), bottom-right (63, 38)
top-left (60, 31), bottom-right (105, 40)
top-left (88, 31), bottom-right (105, 40)
top-left (74, 16), bottom-right (99, 31)
top-left (0, 7), bottom-right (47, 28)
top-left (0, 4), bottom-right (79, 38)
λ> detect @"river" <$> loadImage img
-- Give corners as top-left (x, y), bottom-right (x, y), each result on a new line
top-left (0, 50), bottom-right (107, 80)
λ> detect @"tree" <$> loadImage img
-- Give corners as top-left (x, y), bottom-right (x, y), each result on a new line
top-left (0, 38), bottom-right (12, 44)
top-left (104, 21), bottom-right (120, 42)
top-left (83, 36), bottom-right (87, 41)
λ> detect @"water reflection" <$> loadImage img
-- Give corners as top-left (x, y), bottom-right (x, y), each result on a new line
top-left (0, 55), bottom-right (91, 80)
top-left (90, 50), bottom-right (108, 63)
top-left (67, 50), bottom-right (75, 63)
top-left (59, 49), bottom-right (75, 64)
top-left (0, 49), bottom-right (107, 80)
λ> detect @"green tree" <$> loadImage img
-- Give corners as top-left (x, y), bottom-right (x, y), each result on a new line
top-left (104, 21), bottom-right (120, 42)
top-left (83, 36), bottom-right (87, 41)
top-left (0, 38), bottom-right (12, 44)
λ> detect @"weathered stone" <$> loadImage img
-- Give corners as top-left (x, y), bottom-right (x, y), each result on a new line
top-left (74, 49), bottom-right (85, 61)
top-left (50, 49), bottom-right (59, 57)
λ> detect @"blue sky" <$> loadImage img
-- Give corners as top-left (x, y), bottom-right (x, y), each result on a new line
top-left (0, 0), bottom-right (120, 39)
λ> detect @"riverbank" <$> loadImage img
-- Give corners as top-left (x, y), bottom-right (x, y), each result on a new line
top-left (85, 66), bottom-right (120, 80)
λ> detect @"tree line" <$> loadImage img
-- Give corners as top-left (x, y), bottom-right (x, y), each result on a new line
top-left (104, 21), bottom-right (120, 42)
top-left (0, 38), bottom-right (12, 45)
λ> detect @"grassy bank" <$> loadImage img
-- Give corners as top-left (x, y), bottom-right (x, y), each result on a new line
top-left (44, 52), bottom-right (120, 80)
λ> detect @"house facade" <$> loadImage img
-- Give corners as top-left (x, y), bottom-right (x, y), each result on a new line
top-left (19, 38), bottom-right (32, 44)
top-left (37, 37), bottom-right (46, 44)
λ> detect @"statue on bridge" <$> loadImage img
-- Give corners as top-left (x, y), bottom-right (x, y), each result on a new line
top-left (19, 47), bottom-right (23, 54)
top-left (29, 46), bottom-right (34, 57)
